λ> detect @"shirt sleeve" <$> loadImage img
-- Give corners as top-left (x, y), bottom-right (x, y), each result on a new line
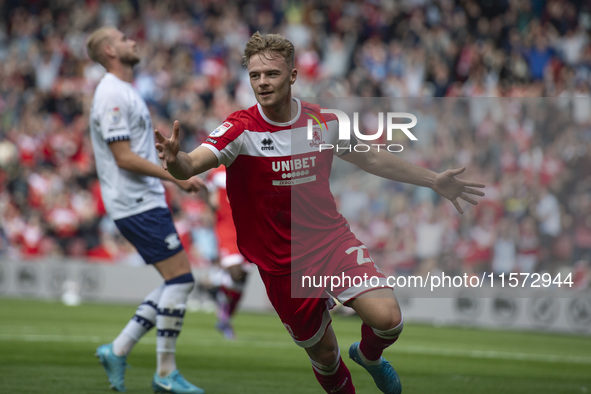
top-left (334, 135), bottom-right (356, 156)
top-left (201, 115), bottom-right (245, 167)
top-left (327, 117), bottom-right (355, 157)
top-left (96, 91), bottom-right (131, 143)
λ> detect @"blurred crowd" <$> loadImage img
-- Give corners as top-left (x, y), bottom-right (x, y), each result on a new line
top-left (0, 0), bottom-right (589, 288)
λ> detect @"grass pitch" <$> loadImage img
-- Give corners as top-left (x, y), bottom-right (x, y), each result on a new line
top-left (0, 298), bottom-right (589, 393)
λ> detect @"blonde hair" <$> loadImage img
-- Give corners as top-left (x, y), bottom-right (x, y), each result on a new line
top-left (86, 26), bottom-right (116, 66)
top-left (243, 32), bottom-right (294, 68)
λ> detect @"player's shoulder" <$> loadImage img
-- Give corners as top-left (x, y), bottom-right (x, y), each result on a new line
top-left (229, 104), bottom-right (261, 126)
top-left (216, 104), bottom-right (261, 133)
top-left (300, 101), bottom-right (338, 123)
top-left (300, 100), bottom-right (321, 113)
top-left (93, 74), bottom-right (129, 104)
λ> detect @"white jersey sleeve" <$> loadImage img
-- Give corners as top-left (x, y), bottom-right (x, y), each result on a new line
top-left (95, 89), bottom-right (131, 143)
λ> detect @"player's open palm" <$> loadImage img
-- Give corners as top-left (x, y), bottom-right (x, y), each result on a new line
top-left (155, 120), bottom-right (181, 170)
top-left (433, 167), bottom-right (485, 214)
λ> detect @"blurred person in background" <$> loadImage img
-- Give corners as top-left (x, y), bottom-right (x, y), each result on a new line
top-left (205, 165), bottom-right (250, 340)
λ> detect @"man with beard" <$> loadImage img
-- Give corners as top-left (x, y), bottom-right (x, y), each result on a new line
top-left (86, 26), bottom-right (205, 394)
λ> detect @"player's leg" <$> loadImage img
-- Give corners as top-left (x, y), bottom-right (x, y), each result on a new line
top-left (347, 289), bottom-right (403, 394)
top-left (152, 250), bottom-right (204, 394)
top-left (95, 284), bottom-right (164, 392)
top-left (215, 256), bottom-right (249, 339)
top-left (108, 208), bottom-right (204, 394)
top-left (305, 324), bottom-right (356, 393)
top-left (259, 268), bottom-right (355, 393)
top-left (115, 284), bottom-right (164, 355)
top-left (328, 235), bottom-right (403, 394)
top-left (349, 288), bottom-right (403, 359)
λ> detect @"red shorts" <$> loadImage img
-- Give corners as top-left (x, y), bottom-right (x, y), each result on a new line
top-left (258, 232), bottom-right (390, 348)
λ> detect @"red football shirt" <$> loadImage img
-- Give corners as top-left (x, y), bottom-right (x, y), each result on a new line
top-left (202, 98), bottom-right (353, 275)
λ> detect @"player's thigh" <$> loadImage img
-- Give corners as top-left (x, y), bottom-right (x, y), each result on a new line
top-left (259, 268), bottom-right (334, 348)
top-left (153, 249), bottom-right (192, 281)
top-left (326, 236), bottom-right (402, 329)
top-left (114, 207), bottom-right (191, 280)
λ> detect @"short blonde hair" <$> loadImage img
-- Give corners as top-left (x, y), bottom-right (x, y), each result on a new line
top-left (86, 26), bottom-right (116, 65)
top-left (243, 32), bottom-right (294, 68)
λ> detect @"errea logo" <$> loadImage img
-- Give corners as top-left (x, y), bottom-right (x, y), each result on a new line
top-left (261, 137), bottom-right (274, 150)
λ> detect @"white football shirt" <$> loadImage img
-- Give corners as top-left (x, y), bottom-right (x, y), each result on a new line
top-left (89, 73), bottom-right (166, 220)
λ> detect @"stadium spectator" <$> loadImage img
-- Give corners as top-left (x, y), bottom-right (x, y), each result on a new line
top-left (205, 165), bottom-right (250, 340)
top-left (155, 31), bottom-right (485, 394)
top-left (85, 26), bottom-right (204, 393)
top-left (0, 0), bottom-right (589, 289)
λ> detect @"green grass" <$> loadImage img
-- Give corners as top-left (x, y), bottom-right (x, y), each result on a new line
top-left (0, 299), bottom-right (590, 393)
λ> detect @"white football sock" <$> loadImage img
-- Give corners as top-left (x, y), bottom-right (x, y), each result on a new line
top-left (156, 273), bottom-right (195, 376)
top-left (112, 284), bottom-right (164, 356)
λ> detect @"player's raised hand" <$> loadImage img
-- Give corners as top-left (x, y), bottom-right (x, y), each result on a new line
top-left (432, 167), bottom-right (485, 214)
top-left (155, 120), bottom-right (181, 170)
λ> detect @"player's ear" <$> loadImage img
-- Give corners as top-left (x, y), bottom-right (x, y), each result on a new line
top-left (290, 69), bottom-right (297, 85)
top-left (103, 42), bottom-right (115, 59)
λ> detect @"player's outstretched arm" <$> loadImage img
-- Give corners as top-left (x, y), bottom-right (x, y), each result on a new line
top-left (108, 138), bottom-right (203, 193)
top-left (155, 120), bottom-right (218, 180)
top-left (340, 147), bottom-right (485, 214)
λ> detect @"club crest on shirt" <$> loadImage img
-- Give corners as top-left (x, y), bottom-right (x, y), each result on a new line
top-left (309, 126), bottom-right (325, 147)
top-left (108, 107), bottom-right (121, 125)
top-left (209, 121), bottom-right (233, 137)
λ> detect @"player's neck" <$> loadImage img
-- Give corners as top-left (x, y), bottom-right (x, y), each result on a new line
top-left (261, 97), bottom-right (297, 123)
top-left (108, 64), bottom-right (134, 84)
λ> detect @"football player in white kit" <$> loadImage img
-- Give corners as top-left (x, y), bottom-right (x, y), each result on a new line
top-left (87, 26), bottom-right (205, 394)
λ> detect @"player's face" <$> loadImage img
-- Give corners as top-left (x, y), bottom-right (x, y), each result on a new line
top-left (111, 30), bottom-right (139, 66)
top-left (247, 52), bottom-right (296, 111)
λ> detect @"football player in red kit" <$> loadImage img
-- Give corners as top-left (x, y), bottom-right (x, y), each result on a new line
top-left (156, 32), bottom-right (485, 394)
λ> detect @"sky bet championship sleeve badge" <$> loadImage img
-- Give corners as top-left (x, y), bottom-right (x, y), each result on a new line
top-left (209, 121), bottom-right (233, 137)
top-left (108, 107), bottom-right (122, 125)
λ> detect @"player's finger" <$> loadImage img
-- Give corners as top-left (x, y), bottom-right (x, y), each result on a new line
top-left (449, 167), bottom-right (466, 176)
top-left (451, 198), bottom-right (463, 214)
top-left (460, 194), bottom-right (479, 205)
top-left (464, 187), bottom-right (485, 196)
top-left (463, 181), bottom-right (486, 189)
top-left (172, 120), bottom-right (180, 140)
top-left (194, 177), bottom-right (207, 192)
top-left (154, 129), bottom-right (165, 143)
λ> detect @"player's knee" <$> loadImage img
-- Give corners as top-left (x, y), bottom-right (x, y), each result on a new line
top-left (306, 339), bottom-right (339, 366)
top-left (370, 309), bottom-right (402, 332)
top-left (312, 345), bottom-right (339, 367)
